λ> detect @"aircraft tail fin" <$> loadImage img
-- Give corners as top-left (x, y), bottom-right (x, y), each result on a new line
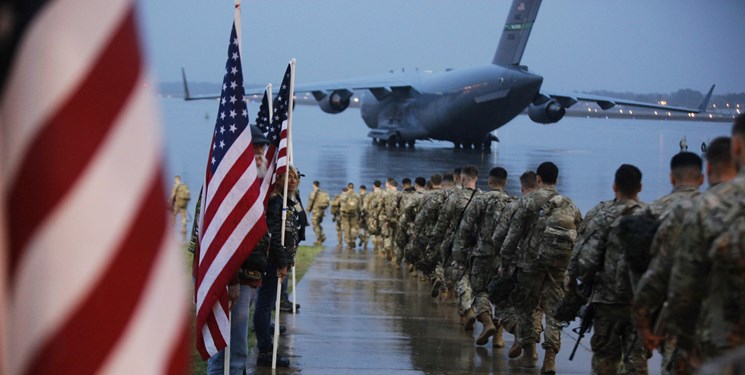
top-left (181, 67), bottom-right (193, 100)
top-left (492, 0), bottom-right (543, 67)
top-left (698, 84), bottom-right (715, 112)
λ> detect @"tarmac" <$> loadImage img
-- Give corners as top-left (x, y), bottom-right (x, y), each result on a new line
top-left (246, 243), bottom-right (661, 375)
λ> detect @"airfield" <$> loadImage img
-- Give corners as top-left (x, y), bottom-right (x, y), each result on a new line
top-left (163, 96), bottom-right (730, 373)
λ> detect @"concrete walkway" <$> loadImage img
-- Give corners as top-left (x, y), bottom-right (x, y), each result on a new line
top-left (251, 245), bottom-right (659, 374)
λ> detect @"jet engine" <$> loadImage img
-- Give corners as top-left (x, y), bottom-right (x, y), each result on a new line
top-left (317, 90), bottom-right (352, 114)
top-left (528, 98), bottom-right (566, 124)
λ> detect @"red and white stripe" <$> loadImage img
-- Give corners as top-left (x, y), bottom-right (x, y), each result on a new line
top-left (194, 125), bottom-right (267, 358)
top-left (259, 120), bottom-right (288, 204)
top-left (0, 1), bottom-right (188, 374)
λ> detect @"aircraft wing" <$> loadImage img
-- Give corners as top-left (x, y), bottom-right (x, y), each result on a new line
top-left (540, 84), bottom-right (715, 114)
top-left (182, 67), bottom-right (417, 101)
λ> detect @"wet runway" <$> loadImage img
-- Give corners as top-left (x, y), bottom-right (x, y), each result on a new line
top-left (251, 245), bottom-right (660, 375)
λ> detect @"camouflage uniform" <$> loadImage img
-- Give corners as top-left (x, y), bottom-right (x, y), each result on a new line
top-left (666, 172), bottom-right (745, 367)
top-left (453, 189), bottom-right (513, 318)
top-left (366, 188), bottom-right (385, 252)
top-left (307, 189), bottom-right (330, 245)
top-left (397, 188), bottom-right (425, 265)
top-left (170, 181), bottom-right (191, 239)
top-left (358, 191), bottom-right (369, 248)
top-left (632, 186), bottom-right (700, 373)
top-left (431, 187), bottom-right (480, 311)
top-left (330, 193), bottom-right (343, 245)
top-left (413, 187), bottom-right (452, 278)
top-left (575, 198), bottom-right (648, 374)
top-left (340, 189), bottom-right (362, 248)
top-left (379, 189), bottom-right (402, 261)
top-left (499, 187), bottom-right (581, 353)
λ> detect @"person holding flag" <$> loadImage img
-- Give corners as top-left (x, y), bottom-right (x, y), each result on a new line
top-left (193, 2), bottom-right (269, 373)
top-left (253, 61), bottom-right (298, 368)
top-left (253, 165), bottom-right (301, 367)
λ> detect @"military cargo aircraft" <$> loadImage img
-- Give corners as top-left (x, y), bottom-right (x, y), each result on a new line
top-left (183, 0), bottom-right (712, 149)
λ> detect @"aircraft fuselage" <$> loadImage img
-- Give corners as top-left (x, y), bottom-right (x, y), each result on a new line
top-left (360, 65), bottom-right (543, 144)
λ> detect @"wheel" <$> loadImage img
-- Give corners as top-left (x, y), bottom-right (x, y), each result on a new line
top-left (407, 140), bottom-right (415, 147)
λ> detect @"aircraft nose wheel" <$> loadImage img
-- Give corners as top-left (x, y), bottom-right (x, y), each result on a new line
top-left (406, 140), bottom-right (415, 147)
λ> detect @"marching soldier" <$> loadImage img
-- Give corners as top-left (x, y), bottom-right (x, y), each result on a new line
top-left (666, 115), bottom-right (745, 372)
top-left (397, 177), bottom-right (426, 269)
top-left (366, 180), bottom-right (385, 253)
top-left (499, 162), bottom-right (581, 373)
top-left (330, 188), bottom-right (346, 247)
top-left (379, 178), bottom-right (402, 264)
top-left (340, 183), bottom-right (362, 249)
top-left (170, 175), bottom-right (191, 240)
top-left (413, 173), bottom-right (454, 294)
top-left (307, 181), bottom-right (330, 245)
top-left (358, 185), bottom-right (369, 248)
top-left (453, 167), bottom-right (513, 347)
top-left (574, 164), bottom-right (647, 374)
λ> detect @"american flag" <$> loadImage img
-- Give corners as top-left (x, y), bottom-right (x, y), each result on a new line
top-left (257, 63), bottom-right (292, 201)
top-left (0, 1), bottom-right (188, 374)
top-left (194, 19), bottom-right (268, 359)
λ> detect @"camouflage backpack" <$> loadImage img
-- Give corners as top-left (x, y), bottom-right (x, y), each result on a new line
top-left (707, 194), bottom-right (745, 340)
top-left (532, 193), bottom-right (580, 270)
top-left (176, 183), bottom-right (190, 201)
top-left (342, 193), bottom-right (359, 214)
top-left (315, 191), bottom-right (330, 210)
top-left (616, 208), bottom-right (660, 274)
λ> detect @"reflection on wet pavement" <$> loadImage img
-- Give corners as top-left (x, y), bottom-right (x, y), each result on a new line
top-left (250, 245), bottom-right (625, 375)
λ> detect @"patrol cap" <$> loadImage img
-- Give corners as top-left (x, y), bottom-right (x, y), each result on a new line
top-left (250, 125), bottom-right (270, 145)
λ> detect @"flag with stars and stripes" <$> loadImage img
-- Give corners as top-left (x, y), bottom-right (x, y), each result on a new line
top-left (194, 18), bottom-right (268, 360)
top-left (256, 63), bottom-right (292, 199)
top-left (0, 0), bottom-right (188, 373)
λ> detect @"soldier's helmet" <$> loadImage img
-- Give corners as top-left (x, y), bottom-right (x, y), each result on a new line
top-left (250, 125), bottom-right (271, 145)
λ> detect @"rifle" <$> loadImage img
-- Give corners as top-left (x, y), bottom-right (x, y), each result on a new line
top-left (569, 303), bottom-right (594, 361)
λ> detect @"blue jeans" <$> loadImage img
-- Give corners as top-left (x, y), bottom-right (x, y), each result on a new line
top-left (254, 266), bottom-right (280, 352)
top-left (207, 285), bottom-right (258, 375)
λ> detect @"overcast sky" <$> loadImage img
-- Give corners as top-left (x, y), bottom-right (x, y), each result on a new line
top-left (138, 0), bottom-right (745, 94)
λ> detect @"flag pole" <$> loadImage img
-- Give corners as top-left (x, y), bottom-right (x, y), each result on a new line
top-left (271, 275), bottom-right (282, 369)
top-left (287, 59), bottom-right (298, 315)
top-left (266, 84), bottom-right (273, 127)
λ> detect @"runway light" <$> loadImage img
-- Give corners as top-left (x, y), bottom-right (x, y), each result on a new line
top-left (353, 97), bottom-right (360, 103)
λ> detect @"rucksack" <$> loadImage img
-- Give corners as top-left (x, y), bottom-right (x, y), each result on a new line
top-left (315, 191), bottom-right (330, 210)
top-left (176, 183), bottom-right (190, 200)
top-left (533, 193), bottom-right (579, 269)
top-left (708, 198), bottom-right (745, 333)
top-left (616, 209), bottom-right (660, 274)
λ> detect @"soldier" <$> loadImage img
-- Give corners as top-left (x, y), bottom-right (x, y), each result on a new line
top-left (366, 180), bottom-right (385, 253)
top-left (170, 175), bottom-right (191, 240)
top-left (340, 182), bottom-right (362, 249)
top-left (330, 187), bottom-right (346, 247)
top-left (379, 178), bottom-right (402, 264)
top-left (307, 181), bottom-right (330, 245)
top-left (493, 171), bottom-right (542, 359)
top-left (666, 115), bottom-right (745, 372)
top-left (453, 167), bottom-right (513, 347)
top-left (574, 164), bottom-right (647, 374)
top-left (397, 177), bottom-right (426, 269)
top-left (358, 185), bottom-right (368, 248)
top-left (497, 163), bottom-right (581, 373)
top-left (630, 152), bottom-right (706, 373)
top-left (413, 173), bottom-right (453, 285)
top-left (432, 166), bottom-right (480, 314)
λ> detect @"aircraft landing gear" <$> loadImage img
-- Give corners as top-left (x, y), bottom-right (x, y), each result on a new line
top-left (406, 140), bottom-right (415, 147)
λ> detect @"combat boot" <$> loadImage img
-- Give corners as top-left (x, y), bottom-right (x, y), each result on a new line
top-left (463, 308), bottom-right (476, 331)
top-left (541, 348), bottom-right (557, 374)
top-left (476, 312), bottom-right (497, 346)
top-left (492, 323), bottom-right (505, 348)
top-left (515, 343), bottom-right (537, 368)
top-left (508, 335), bottom-right (522, 358)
